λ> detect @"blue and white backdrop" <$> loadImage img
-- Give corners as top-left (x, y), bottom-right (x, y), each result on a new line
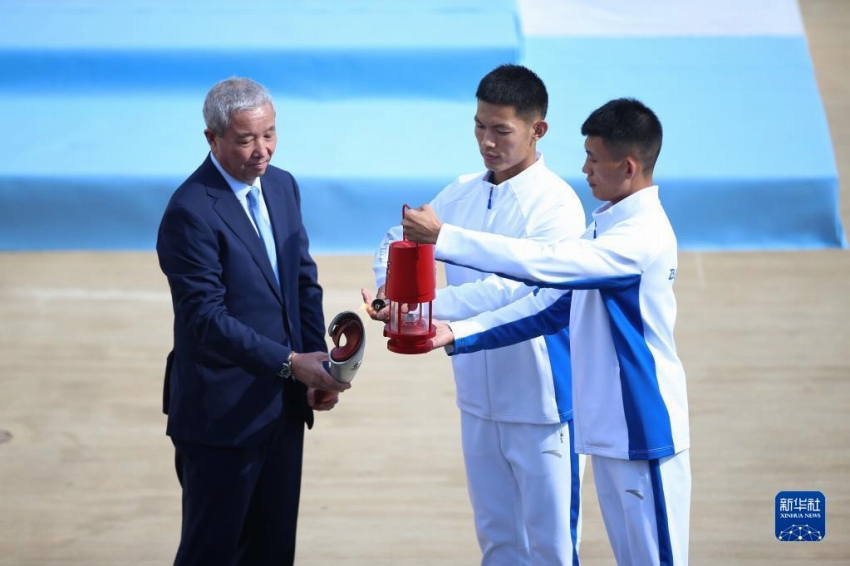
top-left (0, 0), bottom-right (844, 252)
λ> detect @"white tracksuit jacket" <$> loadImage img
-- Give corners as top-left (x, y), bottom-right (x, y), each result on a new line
top-left (437, 187), bottom-right (690, 459)
top-left (374, 155), bottom-right (585, 424)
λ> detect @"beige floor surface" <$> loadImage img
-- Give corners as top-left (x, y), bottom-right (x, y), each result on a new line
top-left (1, 0), bottom-right (849, 564)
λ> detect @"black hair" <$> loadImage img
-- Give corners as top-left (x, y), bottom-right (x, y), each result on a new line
top-left (581, 98), bottom-right (663, 172)
top-left (476, 64), bottom-right (548, 120)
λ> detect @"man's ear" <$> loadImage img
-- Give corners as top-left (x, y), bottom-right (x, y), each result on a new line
top-left (624, 156), bottom-right (639, 179)
top-left (203, 128), bottom-right (216, 149)
top-left (532, 119), bottom-right (548, 141)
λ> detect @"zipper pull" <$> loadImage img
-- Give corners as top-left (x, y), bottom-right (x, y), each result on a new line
top-left (487, 186), bottom-right (494, 210)
top-left (559, 427), bottom-right (564, 444)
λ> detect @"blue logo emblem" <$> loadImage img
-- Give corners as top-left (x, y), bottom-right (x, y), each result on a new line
top-left (775, 491), bottom-right (826, 541)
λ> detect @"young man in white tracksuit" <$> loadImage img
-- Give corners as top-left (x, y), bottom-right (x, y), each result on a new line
top-left (403, 98), bottom-right (691, 565)
top-left (365, 65), bottom-right (587, 565)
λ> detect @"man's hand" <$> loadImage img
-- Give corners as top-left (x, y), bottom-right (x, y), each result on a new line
top-left (430, 320), bottom-right (456, 350)
top-left (308, 388), bottom-right (340, 411)
top-left (360, 286), bottom-right (389, 321)
top-left (402, 204), bottom-right (443, 244)
top-left (291, 351), bottom-right (350, 392)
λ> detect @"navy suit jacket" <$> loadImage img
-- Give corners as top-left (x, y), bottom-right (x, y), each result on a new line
top-left (157, 155), bottom-right (326, 447)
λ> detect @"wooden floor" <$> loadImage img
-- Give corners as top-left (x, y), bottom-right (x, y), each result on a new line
top-left (1, 1), bottom-right (848, 564)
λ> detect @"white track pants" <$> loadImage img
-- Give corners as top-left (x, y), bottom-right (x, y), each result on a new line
top-left (461, 411), bottom-right (586, 566)
top-left (592, 450), bottom-right (691, 565)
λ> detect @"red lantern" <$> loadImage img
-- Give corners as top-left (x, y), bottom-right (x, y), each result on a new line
top-left (383, 206), bottom-right (436, 354)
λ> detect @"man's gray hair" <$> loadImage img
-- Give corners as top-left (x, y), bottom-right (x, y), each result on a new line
top-left (203, 77), bottom-right (275, 136)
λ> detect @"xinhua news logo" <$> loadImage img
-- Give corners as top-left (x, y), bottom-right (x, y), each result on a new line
top-left (775, 491), bottom-right (826, 542)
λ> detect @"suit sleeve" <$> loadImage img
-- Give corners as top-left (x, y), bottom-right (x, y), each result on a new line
top-left (157, 203), bottom-right (290, 377)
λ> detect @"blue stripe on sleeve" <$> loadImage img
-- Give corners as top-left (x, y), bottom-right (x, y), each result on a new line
top-left (453, 291), bottom-right (572, 355)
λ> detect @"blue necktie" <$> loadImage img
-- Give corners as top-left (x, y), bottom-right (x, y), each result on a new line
top-left (247, 186), bottom-right (279, 283)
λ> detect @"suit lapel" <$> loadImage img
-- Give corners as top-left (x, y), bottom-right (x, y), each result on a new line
top-left (202, 160), bottom-right (283, 303)
top-left (258, 175), bottom-right (294, 333)
top-left (261, 179), bottom-right (286, 272)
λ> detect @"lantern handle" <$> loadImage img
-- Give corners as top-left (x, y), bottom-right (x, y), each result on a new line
top-left (402, 204), bottom-right (411, 241)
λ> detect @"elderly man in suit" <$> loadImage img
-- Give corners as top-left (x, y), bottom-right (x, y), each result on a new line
top-left (157, 77), bottom-right (350, 566)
